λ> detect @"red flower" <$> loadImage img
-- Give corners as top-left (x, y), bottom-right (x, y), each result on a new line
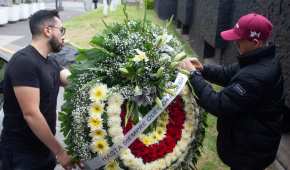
top-left (120, 96), bottom-right (186, 163)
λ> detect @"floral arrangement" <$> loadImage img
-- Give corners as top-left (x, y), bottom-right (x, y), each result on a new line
top-left (60, 6), bottom-right (206, 170)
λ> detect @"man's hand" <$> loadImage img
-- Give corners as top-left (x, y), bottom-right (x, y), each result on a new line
top-left (56, 150), bottom-right (74, 170)
top-left (179, 58), bottom-right (197, 72)
top-left (190, 58), bottom-right (203, 71)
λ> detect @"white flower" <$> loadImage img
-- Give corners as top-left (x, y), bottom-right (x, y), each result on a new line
top-left (89, 128), bottom-right (106, 140)
top-left (89, 84), bottom-right (108, 102)
top-left (122, 153), bottom-right (138, 168)
top-left (156, 159), bottom-right (166, 169)
top-left (165, 154), bottom-right (174, 167)
top-left (120, 148), bottom-right (131, 157)
top-left (107, 104), bottom-right (121, 116)
top-left (108, 93), bottom-right (124, 106)
top-left (134, 85), bottom-right (142, 96)
top-left (88, 115), bottom-right (103, 130)
top-left (184, 105), bottom-right (194, 114)
top-left (132, 49), bottom-right (148, 62)
top-left (89, 101), bottom-right (104, 115)
top-left (108, 127), bottom-right (123, 137)
top-left (132, 158), bottom-right (144, 168)
top-left (112, 135), bottom-right (123, 144)
top-left (108, 116), bottom-right (122, 126)
top-left (90, 139), bottom-right (109, 155)
top-left (173, 146), bottom-right (182, 156)
top-left (182, 129), bottom-right (192, 140)
top-left (178, 138), bottom-right (191, 149)
top-left (105, 160), bottom-right (121, 170)
top-left (176, 141), bottom-right (187, 152)
top-left (184, 121), bottom-right (194, 132)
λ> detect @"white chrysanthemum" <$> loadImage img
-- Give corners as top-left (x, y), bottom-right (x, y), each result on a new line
top-left (165, 155), bottom-right (173, 167)
top-left (173, 146), bottom-right (182, 157)
top-left (120, 148), bottom-right (131, 157)
top-left (184, 105), bottom-right (194, 113)
top-left (184, 122), bottom-right (194, 132)
top-left (132, 158), bottom-right (144, 169)
top-left (157, 159), bottom-right (167, 169)
top-left (105, 160), bottom-right (121, 170)
top-left (148, 162), bottom-right (160, 170)
top-left (89, 129), bottom-right (106, 140)
top-left (89, 102), bottom-right (104, 115)
top-left (124, 158), bottom-right (135, 168)
top-left (176, 141), bottom-right (187, 153)
top-left (182, 97), bottom-right (191, 105)
top-left (108, 127), bottom-right (123, 137)
top-left (108, 116), bottom-right (122, 126)
top-left (165, 153), bottom-right (178, 167)
top-left (108, 93), bottom-right (124, 106)
top-left (178, 139), bottom-right (191, 150)
top-left (90, 139), bottom-right (109, 155)
top-left (121, 153), bottom-right (135, 164)
top-left (107, 104), bottom-right (121, 116)
top-left (88, 116), bottom-right (103, 130)
top-left (112, 135), bottom-right (123, 144)
top-left (182, 129), bottom-right (192, 140)
top-left (89, 84), bottom-right (108, 102)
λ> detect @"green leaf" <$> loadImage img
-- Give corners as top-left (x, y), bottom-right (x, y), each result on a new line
top-left (90, 35), bottom-right (105, 47)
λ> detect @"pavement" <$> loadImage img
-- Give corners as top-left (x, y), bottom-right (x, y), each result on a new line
top-left (0, 1), bottom-right (89, 170)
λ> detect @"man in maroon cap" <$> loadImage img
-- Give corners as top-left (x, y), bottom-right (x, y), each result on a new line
top-left (180, 13), bottom-right (285, 170)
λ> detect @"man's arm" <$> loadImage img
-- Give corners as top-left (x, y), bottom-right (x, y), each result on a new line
top-left (14, 86), bottom-right (72, 169)
top-left (180, 58), bottom-right (239, 86)
top-left (189, 71), bottom-right (261, 117)
top-left (60, 68), bottom-right (71, 87)
top-left (201, 63), bottom-right (240, 86)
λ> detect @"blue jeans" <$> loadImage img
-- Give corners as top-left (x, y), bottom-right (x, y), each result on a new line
top-left (1, 146), bottom-right (56, 170)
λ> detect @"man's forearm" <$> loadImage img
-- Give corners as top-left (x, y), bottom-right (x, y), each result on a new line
top-left (24, 111), bottom-right (63, 155)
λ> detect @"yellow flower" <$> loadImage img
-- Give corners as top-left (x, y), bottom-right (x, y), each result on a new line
top-left (132, 49), bottom-right (148, 62)
top-left (88, 116), bottom-right (103, 130)
top-left (89, 102), bottom-right (104, 115)
top-left (89, 129), bottom-right (106, 139)
top-left (89, 84), bottom-right (108, 102)
top-left (141, 136), bottom-right (154, 146)
top-left (158, 121), bottom-right (167, 128)
top-left (90, 139), bottom-right (109, 155)
top-left (105, 160), bottom-right (120, 170)
top-left (156, 126), bottom-right (166, 135)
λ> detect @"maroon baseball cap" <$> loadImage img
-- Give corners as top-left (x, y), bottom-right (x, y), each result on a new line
top-left (221, 13), bottom-right (273, 41)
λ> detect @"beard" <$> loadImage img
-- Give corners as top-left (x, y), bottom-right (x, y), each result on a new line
top-left (49, 36), bottom-right (63, 53)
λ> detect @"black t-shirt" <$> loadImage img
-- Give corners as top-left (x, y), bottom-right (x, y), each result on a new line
top-left (1, 45), bottom-right (62, 154)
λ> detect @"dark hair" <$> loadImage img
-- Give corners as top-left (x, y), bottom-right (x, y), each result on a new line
top-left (29, 10), bottom-right (60, 36)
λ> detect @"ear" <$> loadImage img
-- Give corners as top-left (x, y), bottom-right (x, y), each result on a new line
top-left (43, 26), bottom-right (52, 38)
top-left (253, 39), bottom-right (262, 47)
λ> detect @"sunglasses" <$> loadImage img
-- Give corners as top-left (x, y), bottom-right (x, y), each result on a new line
top-left (48, 26), bottom-right (66, 36)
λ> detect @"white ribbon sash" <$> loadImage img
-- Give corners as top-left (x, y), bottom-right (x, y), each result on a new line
top-left (84, 73), bottom-right (188, 169)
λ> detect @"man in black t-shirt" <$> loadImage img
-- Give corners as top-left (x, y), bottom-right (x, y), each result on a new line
top-left (0, 10), bottom-right (79, 170)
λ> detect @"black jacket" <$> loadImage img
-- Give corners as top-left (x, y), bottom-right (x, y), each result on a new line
top-left (189, 46), bottom-right (284, 168)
